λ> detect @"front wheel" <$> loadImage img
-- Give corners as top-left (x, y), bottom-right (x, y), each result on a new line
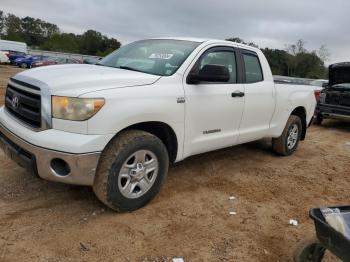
top-left (20, 63), bottom-right (27, 69)
top-left (93, 130), bottom-right (169, 212)
top-left (272, 115), bottom-right (302, 156)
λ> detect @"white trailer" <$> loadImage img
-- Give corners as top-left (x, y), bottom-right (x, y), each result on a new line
top-left (0, 40), bottom-right (27, 53)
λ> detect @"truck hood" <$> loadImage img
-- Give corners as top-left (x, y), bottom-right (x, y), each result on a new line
top-left (329, 62), bottom-right (350, 86)
top-left (12, 64), bottom-right (161, 96)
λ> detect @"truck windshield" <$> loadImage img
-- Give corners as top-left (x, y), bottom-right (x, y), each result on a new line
top-left (98, 39), bottom-right (200, 76)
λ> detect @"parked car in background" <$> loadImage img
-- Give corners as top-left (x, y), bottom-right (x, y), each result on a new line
top-left (273, 75), bottom-right (313, 85)
top-left (0, 51), bottom-right (10, 63)
top-left (8, 51), bottom-right (27, 65)
top-left (0, 40), bottom-right (27, 54)
top-left (0, 38), bottom-right (317, 211)
top-left (32, 57), bottom-right (82, 68)
top-left (315, 62), bottom-right (350, 124)
top-left (83, 57), bottom-right (102, 64)
top-left (14, 55), bottom-right (48, 68)
top-left (310, 79), bottom-right (328, 88)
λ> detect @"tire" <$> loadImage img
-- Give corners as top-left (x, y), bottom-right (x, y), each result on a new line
top-left (293, 238), bottom-right (326, 262)
top-left (20, 63), bottom-right (27, 69)
top-left (314, 114), bottom-right (323, 125)
top-left (272, 115), bottom-right (302, 156)
top-left (93, 130), bottom-right (169, 212)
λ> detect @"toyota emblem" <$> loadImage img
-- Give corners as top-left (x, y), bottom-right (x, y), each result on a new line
top-left (11, 96), bottom-right (19, 109)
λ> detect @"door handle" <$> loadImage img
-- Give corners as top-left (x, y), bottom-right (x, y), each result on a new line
top-left (231, 91), bottom-right (245, 98)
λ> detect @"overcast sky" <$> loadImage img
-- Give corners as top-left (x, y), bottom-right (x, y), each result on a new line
top-left (1, 0), bottom-right (349, 64)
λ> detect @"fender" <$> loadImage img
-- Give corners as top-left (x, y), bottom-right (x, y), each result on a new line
top-left (269, 87), bottom-right (315, 138)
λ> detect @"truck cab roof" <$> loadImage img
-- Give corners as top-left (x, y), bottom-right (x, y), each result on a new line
top-left (148, 37), bottom-right (261, 52)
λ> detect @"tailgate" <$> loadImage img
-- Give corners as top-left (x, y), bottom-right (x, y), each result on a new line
top-left (324, 89), bottom-right (350, 107)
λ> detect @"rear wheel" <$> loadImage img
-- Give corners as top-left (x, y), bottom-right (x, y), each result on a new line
top-left (272, 115), bottom-right (302, 156)
top-left (93, 130), bottom-right (169, 212)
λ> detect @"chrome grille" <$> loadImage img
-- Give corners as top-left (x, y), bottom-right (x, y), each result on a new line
top-left (5, 78), bottom-right (42, 128)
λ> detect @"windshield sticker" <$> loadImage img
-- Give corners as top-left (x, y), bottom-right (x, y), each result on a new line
top-left (149, 53), bottom-right (174, 59)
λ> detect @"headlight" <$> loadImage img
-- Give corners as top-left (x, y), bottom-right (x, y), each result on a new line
top-left (52, 96), bottom-right (105, 121)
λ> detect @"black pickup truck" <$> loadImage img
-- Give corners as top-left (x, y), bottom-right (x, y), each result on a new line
top-left (315, 62), bottom-right (350, 124)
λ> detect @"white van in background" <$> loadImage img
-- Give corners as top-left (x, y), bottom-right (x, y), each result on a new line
top-left (0, 40), bottom-right (27, 54)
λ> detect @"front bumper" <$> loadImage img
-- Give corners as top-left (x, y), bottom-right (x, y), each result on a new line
top-left (0, 122), bottom-right (101, 186)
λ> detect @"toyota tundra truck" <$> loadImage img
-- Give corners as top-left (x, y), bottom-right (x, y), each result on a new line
top-left (0, 38), bottom-right (316, 211)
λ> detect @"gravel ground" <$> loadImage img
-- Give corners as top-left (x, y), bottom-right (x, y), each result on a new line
top-left (0, 65), bottom-right (349, 261)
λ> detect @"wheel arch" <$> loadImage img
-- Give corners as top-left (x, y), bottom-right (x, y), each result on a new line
top-left (118, 121), bottom-right (178, 163)
top-left (290, 106), bottom-right (307, 141)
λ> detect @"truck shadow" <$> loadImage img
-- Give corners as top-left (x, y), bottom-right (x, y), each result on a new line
top-left (316, 119), bottom-right (350, 132)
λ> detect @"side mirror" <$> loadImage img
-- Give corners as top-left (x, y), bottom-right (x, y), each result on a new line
top-left (188, 64), bottom-right (230, 84)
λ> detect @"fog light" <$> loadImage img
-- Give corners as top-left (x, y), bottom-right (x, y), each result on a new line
top-left (51, 158), bottom-right (71, 176)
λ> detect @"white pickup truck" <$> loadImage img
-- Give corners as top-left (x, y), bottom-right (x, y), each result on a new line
top-left (0, 38), bottom-right (316, 211)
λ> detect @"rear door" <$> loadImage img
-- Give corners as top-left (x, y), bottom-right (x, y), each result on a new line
top-left (237, 50), bottom-right (275, 143)
top-left (183, 46), bottom-right (245, 157)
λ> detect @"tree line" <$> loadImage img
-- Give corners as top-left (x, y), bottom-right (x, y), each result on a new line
top-left (227, 37), bottom-right (328, 79)
top-left (0, 10), bottom-right (121, 56)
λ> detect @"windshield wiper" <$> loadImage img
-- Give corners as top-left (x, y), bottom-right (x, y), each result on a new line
top-left (118, 66), bottom-right (144, 73)
top-left (96, 64), bottom-right (158, 76)
top-left (95, 63), bottom-right (117, 68)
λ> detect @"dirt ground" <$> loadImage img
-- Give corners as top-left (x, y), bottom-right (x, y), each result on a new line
top-left (0, 65), bottom-right (349, 262)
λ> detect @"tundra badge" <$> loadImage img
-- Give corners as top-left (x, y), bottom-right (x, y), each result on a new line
top-left (177, 97), bottom-right (185, 103)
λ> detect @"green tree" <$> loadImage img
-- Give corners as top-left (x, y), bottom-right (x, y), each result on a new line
top-left (96, 47), bottom-right (116, 57)
top-left (42, 33), bottom-right (79, 53)
top-left (294, 52), bottom-right (326, 78)
top-left (285, 39), bottom-right (326, 78)
top-left (100, 36), bottom-right (121, 54)
top-left (78, 30), bottom-right (121, 56)
top-left (78, 30), bottom-right (104, 55)
top-left (0, 10), bottom-right (5, 37)
top-left (261, 48), bottom-right (290, 75)
top-left (4, 13), bottom-right (24, 41)
top-left (20, 17), bottom-right (59, 47)
top-left (21, 16), bottom-right (45, 46)
top-left (40, 22), bottom-right (59, 38)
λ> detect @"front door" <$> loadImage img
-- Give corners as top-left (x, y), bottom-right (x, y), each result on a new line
top-left (183, 46), bottom-right (245, 157)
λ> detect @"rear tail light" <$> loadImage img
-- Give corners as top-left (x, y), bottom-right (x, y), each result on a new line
top-left (314, 90), bottom-right (321, 102)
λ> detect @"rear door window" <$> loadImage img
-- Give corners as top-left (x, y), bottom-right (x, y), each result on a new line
top-left (242, 53), bottom-right (263, 83)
